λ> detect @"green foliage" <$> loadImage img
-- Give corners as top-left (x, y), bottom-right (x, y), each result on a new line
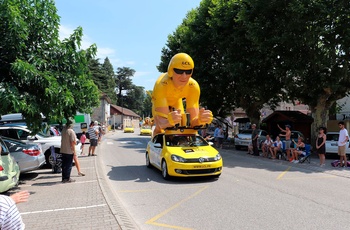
top-left (115, 67), bottom-right (135, 104)
top-left (89, 57), bottom-right (117, 104)
top-left (142, 90), bottom-right (153, 117)
top-left (124, 85), bottom-right (145, 116)
top-left (159, 0), bottom-right (350, 127)
top-left (0, 0), bottom-right (99, 132)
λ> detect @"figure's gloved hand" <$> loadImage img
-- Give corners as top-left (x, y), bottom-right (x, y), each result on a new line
top-left (198, 108), bottom-right (213, 125)
top-left (167, 109), bottom-right (182, 126)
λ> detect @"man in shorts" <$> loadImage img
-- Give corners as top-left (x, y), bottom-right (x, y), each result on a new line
top-left (278, 124), bottom-right (292, 161)
top-left (88, 121), bottom-right (99, 156)
top-left (337, 121), bottom-right (349, 167)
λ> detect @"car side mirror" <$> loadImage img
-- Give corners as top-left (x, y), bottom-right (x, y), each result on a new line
top-left (154, 143), bottom-right (162, 148)
top-left (208, 141), bottom-right (214, 146)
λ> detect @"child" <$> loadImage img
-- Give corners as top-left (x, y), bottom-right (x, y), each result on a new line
top-left (80, 131), bottom-right (86, 155)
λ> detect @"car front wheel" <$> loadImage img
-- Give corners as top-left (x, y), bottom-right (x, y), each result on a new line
top-left (161, 160), bottom-right (170, 180)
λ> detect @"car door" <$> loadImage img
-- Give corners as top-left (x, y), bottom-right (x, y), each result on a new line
top-left (149, 134), bottom-right (163, 168)
top-left (326, 133), bottom-right (339, 154)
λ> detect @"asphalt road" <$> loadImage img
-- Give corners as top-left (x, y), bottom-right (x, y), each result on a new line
top-left (100, 129), bottom-right (350, 230)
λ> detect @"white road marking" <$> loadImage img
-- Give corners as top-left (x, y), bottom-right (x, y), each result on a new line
top-left (19, 180), bottom-right (97, 187)
top-left (107, 142), bottom-right (114, 145)
top-left (120, 141), bottom-right (143, 145)
top-left (21, 204), bottom-right (107, 215)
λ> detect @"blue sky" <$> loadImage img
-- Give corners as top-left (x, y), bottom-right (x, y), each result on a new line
top-left (55, 0), bottom-right (202, 91)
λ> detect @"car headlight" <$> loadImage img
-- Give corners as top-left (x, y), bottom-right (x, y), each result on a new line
top-left (171, 154), bottom-right (186, 163)
top-left (214, 154), bottom-right (221, 161)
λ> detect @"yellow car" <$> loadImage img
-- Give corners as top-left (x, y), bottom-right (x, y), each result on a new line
top-left (140, 125), bottom-right (152, 136)
top-left (146, 128), bottom-right (222, 179)
top-left (123, 126), bottom-right (134, 133)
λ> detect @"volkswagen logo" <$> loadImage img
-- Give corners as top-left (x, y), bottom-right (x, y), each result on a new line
top-left (199, 157), bottom-right (204, 163)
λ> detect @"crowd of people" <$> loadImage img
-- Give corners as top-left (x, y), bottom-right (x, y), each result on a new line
top-left (246, 122), bottom-right (349, 167)
top-left (59, 120), bottom-right (105, 184)
top-left (247, 124), bottom-right (311, 164)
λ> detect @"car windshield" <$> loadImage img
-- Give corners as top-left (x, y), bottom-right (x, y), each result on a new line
top-left (142, 125), bottom-right (151, 129)
top-left (165, 134), bottom-right (209, 147)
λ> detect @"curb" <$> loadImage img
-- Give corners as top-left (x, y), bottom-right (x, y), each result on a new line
top-left (95, 134), bottom-right (139, 230)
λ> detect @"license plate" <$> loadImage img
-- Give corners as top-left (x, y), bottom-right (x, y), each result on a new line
top-left (194, 165), bottom-right (211, 168)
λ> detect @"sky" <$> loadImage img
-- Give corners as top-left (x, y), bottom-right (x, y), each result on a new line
top-left (55, 0), bottom-right (202, 91)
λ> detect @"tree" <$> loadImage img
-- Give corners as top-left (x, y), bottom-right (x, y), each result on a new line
top-left (0, 0), bottom-right (99, 132)
top-left (101, 57), bottom-right (117, 103)
top-left (237, 0), bottom-right (350, 138)
top-left (142, 90), bottom-right (153, 118)
top-left (158, 0), bottom-right (284, 125)
top-left (159, 0), bottom-right (350, 138)
top-left (115, 67), bottom-right (135, 104)
top-left (124, 85), bottom-right (145, 116)
top-left (89, 57), bottom-right (117, 104)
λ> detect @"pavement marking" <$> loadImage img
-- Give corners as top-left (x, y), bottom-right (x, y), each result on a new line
top-left (120, 141), bottom-right (143, 145)
top-left (276, 166), bottom-right (292, 180)
top-left (21, 204), bottom-right (107, 215)
top-left (19, 180), bottom-right (97, 187)
top-left (107, 141), bottom-right (114, 145)
top-left (145, 185), bottom-right (208, 230)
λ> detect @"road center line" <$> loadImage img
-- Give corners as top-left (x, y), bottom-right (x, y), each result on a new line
top-left (146, 186), bottom-right (208, 229)
top-left (277, 166), bottom-right (291, 180)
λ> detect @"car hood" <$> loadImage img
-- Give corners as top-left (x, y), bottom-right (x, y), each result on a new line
top-left (236, 134), bottom-right (251, 139)
top-left (170, 146), bottom-right (219, 157)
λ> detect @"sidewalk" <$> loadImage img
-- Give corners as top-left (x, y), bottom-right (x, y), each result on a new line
top-left (220, 146), bottom-right (350, 179)
top-left (9, 137), bottom-right (138, 230)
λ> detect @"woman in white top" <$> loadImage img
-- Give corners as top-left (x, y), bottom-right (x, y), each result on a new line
top-left (272, 136), bottom-right (283, 159)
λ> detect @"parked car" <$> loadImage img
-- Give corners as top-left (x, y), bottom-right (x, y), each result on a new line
top-left (140, 125), bottom-right (152, 136)
top-left (234, 129), bottom-right (268, 150)
top-left (0, 126), bottom-right (81, 167)
top-left (124, 126), bottom-right (134, 133)
top-left (0, 137), bottom-right (20, 193)
top-left (1, 136), bottom-right (45, 173)
top-left (325, 132), bottom-right (350, 155)
top-left (146, 128), bottom-right (223, 179)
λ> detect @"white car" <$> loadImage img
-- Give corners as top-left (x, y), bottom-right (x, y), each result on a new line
top-left (234, 129), bottom-right (268, 150)
top-left (325, 132), bottom-right (350, 155)
top-left (0, 126), bottom-right (82, 167)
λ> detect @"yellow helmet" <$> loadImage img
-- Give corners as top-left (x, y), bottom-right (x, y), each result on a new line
top-left (167, 53), bottom-right (194, 77)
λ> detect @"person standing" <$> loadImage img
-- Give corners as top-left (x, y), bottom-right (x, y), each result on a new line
top-left (337, 122), bottom-right (349, 167)
top-left (88, 121), bottom-right (99, 156)
top-left (0, 190), bottom-right (29, 230)
top-left (251, 124), bottom-right (259, 156)
top-left (79, 131), bottom-right (86, 155)
top-left (316, 127), bottom-right (327, 166)
top-left (60, 121), bottom-right (77, 183)
top-left (217, 126), bottom-right (225, 149)
top-left (214, 125), bottom-right (220, 148)
top-left (278, 124), bottom-right (292, 161)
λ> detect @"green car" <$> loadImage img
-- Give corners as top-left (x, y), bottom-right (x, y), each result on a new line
top-left (0, 137), bottom-right (20, 193)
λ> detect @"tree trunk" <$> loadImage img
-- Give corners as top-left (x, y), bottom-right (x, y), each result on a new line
top-left (310, 95), bottom-right (334, 148)
top-left (245, 105), bottom-right (262, 128)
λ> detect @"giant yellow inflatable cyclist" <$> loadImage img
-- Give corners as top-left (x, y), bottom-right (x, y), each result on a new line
top-left (151, 53), bottom-right (213, 136)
